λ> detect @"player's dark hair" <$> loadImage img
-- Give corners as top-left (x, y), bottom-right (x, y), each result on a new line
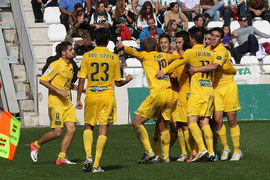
top-left (210, 27), bottom-right (224, 38)
top-left (175, 30), bottom-right (191, 50)
top-left (143, 37), bottom-right (157, 52)
top-left (189, 27), bottom-right (205, 44)
top-left (93, 28), bottom-right (110, 46)
top-left (97, 1), bottom-right (105, 8)
top-left (193, 14), bottom-right (204, 23)
top-left (58, 41), bottom-right (72, 56)
top-left (205, 30), bottom-right (211, 35)
top-left (159, 33), bottom-right (171, 43)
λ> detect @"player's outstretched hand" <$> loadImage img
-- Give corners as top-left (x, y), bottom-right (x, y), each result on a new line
top-left (188, 66), bottom-right (196, 75)
top-left (116, 41), bottom-right (123, 49)
top-left (126, 74), bottom-right (133, 83)
top-left (57, 89), bottom-right (69, 98)
top-left (76, 101), bottom-right (83, 110)
top-left (155, 70), bottom-right (165, 79)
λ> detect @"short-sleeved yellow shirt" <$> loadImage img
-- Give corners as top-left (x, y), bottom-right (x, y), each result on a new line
top-left (124, 46), bottom-right (180, 92)
top-left (41, 58), bottom-right (73, 107)
top-left (164, 44), bottom-right (214, 96)
top-left (208, 44), bottom-right (236, 88)
top-left (78, 47), bottom-right (121, 95)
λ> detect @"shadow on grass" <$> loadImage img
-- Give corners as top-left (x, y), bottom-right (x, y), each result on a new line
top-left (103, 165), bottom-right (126, 171)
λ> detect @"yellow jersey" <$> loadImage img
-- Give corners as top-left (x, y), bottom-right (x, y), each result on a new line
top-left (78, 47), bottom-right (121, 95)
top-left (208, 44), bottom-right (237, 88)
top-left (163, 44), bottom-right (214, 96)
top-left (124, 46), bottom-right (180, 92)
top-left (41, 58), bottom-right (73, 107)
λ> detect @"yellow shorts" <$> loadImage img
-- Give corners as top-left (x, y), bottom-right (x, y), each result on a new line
top-left (178, 105), bottom-right (188, 123)
top-left (49, 103), bottom-right (77, 128)
top-left (214, 81), bottom-right (241, 112)
top-left (187, 94), bottom-right (214, 118)
top-left (136, 89), bottom-right (174, 121)
top-left (84, 95), bottom-right (117, 126)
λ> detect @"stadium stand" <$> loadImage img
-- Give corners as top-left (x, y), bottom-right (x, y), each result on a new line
top-left (240, 56), bottom-right (259, 64)
top-left (207, 21), bottom-right (223, 28)
top-left (263, 56), bottom-right (270, 73)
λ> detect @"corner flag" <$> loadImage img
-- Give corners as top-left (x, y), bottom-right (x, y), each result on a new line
top-left (0, 109), bottom-right (21, 161)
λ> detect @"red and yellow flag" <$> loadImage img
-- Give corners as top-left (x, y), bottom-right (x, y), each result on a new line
top-left (0, 109), bottom-right (21, 161)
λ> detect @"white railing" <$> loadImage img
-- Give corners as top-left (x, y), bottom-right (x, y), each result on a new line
top-left (10, 0), bottom-right (38, 111)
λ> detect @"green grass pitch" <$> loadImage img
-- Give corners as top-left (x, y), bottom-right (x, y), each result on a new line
top-left (1, 121), bottom-right (270, 179)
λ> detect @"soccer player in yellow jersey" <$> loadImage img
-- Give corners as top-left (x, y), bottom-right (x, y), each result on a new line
top-left (30, 42), bottom-right (77, 165)
top-left (172, 31), bottom-right (198, 162)
top-left (117, 37), bottom-right (180, 163)
top-left (76, 28), bottom-right (133, 173)
top-left (156, 27), bottom-right (215, 162)
top-left (189, 27), bottom-right (242, 161)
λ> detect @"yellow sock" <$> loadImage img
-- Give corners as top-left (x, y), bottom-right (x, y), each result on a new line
top-left (188, 130), bottom-right (198, 153)
top-left (217, 124), bottom-right (229, 150)
top-left (212, 129), bottom-right (220, 153)
top-left (34, 141), bottom-right (40, 149)
top-left (184, 130), bottom-right (192, 153)
top-left (202, 125), bottom-right (214, 154)
top-left (178, 128), bottom-right (187, 156)
top-left (152, 132), bottom-right (160, 156)
top-left (57, 152), bottom-right (66, 160)
top-left (135, 125), bottom-right (152, 152)
top-left (189, 123), bottom-right (206, 152)
top-left (83, 129), bottom-right (93, 159)
top-left (160, 130), bottom-right (170, 158)
top-left (170, 131), bottom-right (178, 147)
top-left (230, 125), bottom-right (240, 154)
top-left (93, 135), bottom-right (107, 168)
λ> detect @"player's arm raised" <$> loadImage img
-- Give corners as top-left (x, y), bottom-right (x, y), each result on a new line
top-left (117, 42), bottom-right (145, 61)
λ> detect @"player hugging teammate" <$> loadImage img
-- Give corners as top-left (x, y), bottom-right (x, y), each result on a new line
top-left (120, 27), bottom-right (242, 164)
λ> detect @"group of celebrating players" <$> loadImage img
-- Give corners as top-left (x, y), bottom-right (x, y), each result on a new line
top-left (29, 26), bottom-right (242, 173)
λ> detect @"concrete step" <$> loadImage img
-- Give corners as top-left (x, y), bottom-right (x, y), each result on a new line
top-left (6, 45), bottom-right (19, 59)
top-left (20, 111), bottom-right (39, 127)
top-left (11, 64), bottom-right (28, 82)
top-left (24, 9), bottom-right (36, 26)
top-left (0, 11), bottom-right (15, 28)
top-left (21, 0), bottom-right (32, 9)
top-left (29, 26), bottom-right (48, 42)
top-left (3, 29), bottom-right (17, 44)
top-left (14, 82), bottom-right (30, 100)
top-left (19, 99), bottom-right (35, 112)
top-left (33, 44), bottom-right (52, 59)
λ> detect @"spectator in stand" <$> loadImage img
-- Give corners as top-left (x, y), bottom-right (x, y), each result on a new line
top-left (132, 0), bottom-right (159, 15)
top-left (223, 0), bottom-right (246, 25)
top-left (139, 18), bottom-right (163, 42)
top-left (90, 1), bottom-right (113, 29)
top-left (31, 0), bottom-right (58, 23)
top-left (181, 0), bottom-right (200, 21)
top-left (164, 2), bottom-right (189, 31)
top-left (59, 0), bottom-right (91, 32)
top-left (200, 0), bottom-right (224, 22)
top-left (246, 0), bottom-right (270, 25)
top-left (113, 0), bottom-right (136, 41)
top-left (188, 15), bottom-right (206, 32)
top-left (158, 0), bottom-right (176, 11)
top-left (91, 0), bottom-right (110, 8)
top-left (137, 1), bottom-right (158, 31)
top-left (231, 16), bottom-right (270, 63)
top-left (65, 3), bottom-right (93, 50)
top-left (222, 24), bottom-right (233, 49)
top-left (165, 19), bottom-right (179, 48)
